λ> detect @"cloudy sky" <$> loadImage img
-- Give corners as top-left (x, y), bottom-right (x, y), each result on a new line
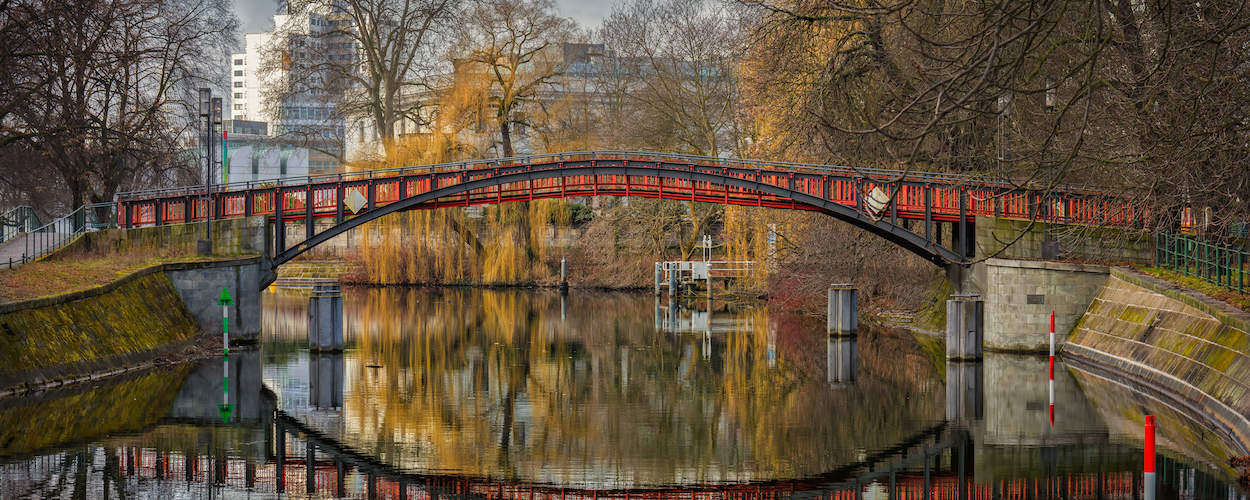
top-left (232, 0), bottom-right (617, 37)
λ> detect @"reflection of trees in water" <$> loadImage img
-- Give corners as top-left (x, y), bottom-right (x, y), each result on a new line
top-left (310, 288), bottom-right (946, 486)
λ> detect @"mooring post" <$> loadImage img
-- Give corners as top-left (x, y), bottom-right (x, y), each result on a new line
top-left (218, 287), bottom-right (234, 423)
top-left (1144, 415), bottom-right (1157, 500)
top-left (654, 262), bottom-right (662, 296)
top-left (559, 256), bottom-right (569, 294)
top-left (668, 262), bottom-right (678, 296)
top-left (827, 284), bottom-right (857, 336)
top-left (945, 294), bottom-right (984, 360)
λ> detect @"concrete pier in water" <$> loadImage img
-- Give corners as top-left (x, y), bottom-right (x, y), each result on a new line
top-left (946, 295), bottom-right (984, 360)
top-left (308, 284), bottom-right (343, 352)
top-left (827, 285), bottom-right (857, 336)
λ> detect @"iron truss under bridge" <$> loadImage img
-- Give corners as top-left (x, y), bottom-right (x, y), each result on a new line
top-left (115, 151), bottom-right (1146, 268)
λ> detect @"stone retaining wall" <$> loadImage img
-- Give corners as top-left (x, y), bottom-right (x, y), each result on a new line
top-left (983, 259), bottom-right (1110, 352)
top-left (57, 216), bottom-right (270, 260)
top-left (1064, 268), bottom-right (1250, 448)
top-left (975, 216), bottom-right (1153, 262)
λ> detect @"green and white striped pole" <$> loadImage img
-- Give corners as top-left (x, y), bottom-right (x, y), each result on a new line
top-left (218, 288), bottom-right (234, 423)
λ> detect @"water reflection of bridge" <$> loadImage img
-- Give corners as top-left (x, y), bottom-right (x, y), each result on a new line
top-left (2, 346), bottom-right (1248, 499)
top-left (12, 417), bottom-right (1225, 500)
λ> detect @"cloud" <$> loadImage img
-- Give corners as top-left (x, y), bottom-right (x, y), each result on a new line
top-left (234, 0), bottom-right (279, 34)
top-left (556, 0), bottom-right (615, 29)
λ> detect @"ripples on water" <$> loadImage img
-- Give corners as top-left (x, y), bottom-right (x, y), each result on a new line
top-left (0, 287), bottom-right (1245, 499)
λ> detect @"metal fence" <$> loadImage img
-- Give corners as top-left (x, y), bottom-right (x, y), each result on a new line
top-left (7, 203), bottom-right (116, 268)
top-left (1155, 231), bottom-right (1248, 292)
top-left (1, 206), bottom-right (40, 244)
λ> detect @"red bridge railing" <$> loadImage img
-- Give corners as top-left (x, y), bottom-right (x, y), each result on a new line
top-left (115, 151), bottom-right (1147, 232)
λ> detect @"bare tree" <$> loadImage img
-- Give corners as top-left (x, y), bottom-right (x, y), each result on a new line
top-left (5, 0), bottom-right (235, 213)
top-left (742, 0), bottom-right (1250, 238)
top-left (600, 0), bottom-right (745, 157)
top-left (596, 0), bottom-right (744, 260)
top-left (455, 0), bottom-right (575, 158)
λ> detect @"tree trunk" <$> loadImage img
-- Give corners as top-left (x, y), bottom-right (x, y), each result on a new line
top-left (500, 120), bottom-right (513, 158)
top-left (69, 180), bottom-right (85, 231)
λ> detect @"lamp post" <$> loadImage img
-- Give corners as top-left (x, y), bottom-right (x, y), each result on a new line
top-left (198, 88), bottom-right (213, 256)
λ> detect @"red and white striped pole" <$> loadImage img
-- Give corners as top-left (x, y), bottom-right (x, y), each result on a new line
top-left (1144, 415), bottom-right (1157, 500)
top-left (1049, 310), bottom-right (1055, 427)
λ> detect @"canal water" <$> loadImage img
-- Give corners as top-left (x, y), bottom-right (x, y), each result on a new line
top-left (0, 287), bottom-right (1247, 499)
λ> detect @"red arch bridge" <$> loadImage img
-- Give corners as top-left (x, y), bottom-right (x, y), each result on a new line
top-left (115, 151), bottom-right (1145, 267)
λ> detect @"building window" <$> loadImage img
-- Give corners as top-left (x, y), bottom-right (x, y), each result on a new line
top-left (234, 58), bottom-right (244, 65)
top-left (234, 70), bottom-right (243, 76)
top-left (233, 104), bottom-right (243, 110)
top-left (234, 81), bottom-right (243, 88)
top-left (234, 92), bottom-right (243, 99)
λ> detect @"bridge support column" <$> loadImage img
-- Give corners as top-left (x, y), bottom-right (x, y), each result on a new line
top-left (946, 295), bottom-right (984, 360)
top-left (826, 336), bottom-right (858, 385)
top-left (275, 189), bottom-right (286, 256)
top-left (945, 361), bottom-right (984, 422)
top-left (310, 351), bottom-right (344, 409)
top-left (308, 284), bottom-right (343, 352)
top-left (827, 284), bottom-right (857, 336)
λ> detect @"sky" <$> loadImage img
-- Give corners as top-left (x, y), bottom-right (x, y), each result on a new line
top-left (232, 0), bottom-right (617, 38)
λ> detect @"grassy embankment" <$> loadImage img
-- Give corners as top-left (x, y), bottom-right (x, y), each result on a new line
top-left (1134, 266), bottom-right (1250, 312)
top-left (1, 249), bottom-right (227, 304)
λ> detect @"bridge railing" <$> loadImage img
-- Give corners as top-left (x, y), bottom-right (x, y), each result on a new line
top-left (1155, 231), bottom-right (1248, 292)
top-left (18, 202), bottom-right (116, 264)
top-left (116, 150), bottom-right (1007, 201)
top-left (0, 205), bottom-right (40, 244)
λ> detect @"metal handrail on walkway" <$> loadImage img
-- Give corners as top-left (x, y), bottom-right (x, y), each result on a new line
top-left (15, 202), bottom-right (117, 266)
top-left (1155, 231), bottom-right (1248, 292)
top-left (1, 206), bottom-right (39, 244)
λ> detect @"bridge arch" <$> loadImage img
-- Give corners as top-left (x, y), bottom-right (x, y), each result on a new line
top-left (270, 164), bottom-right (966, 267)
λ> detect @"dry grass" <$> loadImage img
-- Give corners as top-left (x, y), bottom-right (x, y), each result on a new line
top-left (0, 249), bottom-right (223, 304)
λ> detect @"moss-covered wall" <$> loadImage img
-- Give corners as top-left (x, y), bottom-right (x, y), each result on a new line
top-left (1065, 268), bottom-right (1250, 448)
top-left (54, 216), bottom-right (269, 261)
top-left (0, 269), bottom-right (200, 393)
top-left (976, 216), bottom-right (1153, 262)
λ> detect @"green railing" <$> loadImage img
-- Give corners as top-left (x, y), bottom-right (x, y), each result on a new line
top-left (1, 206), bottom-right (40, 244)
top-left (11, 203), bottom-right (116, 267)
top-left (1155, 232), bottom-right (1248, 293)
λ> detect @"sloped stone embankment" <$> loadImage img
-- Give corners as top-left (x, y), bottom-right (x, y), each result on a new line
top-left (1065, 268), bottom-right (1250, 449)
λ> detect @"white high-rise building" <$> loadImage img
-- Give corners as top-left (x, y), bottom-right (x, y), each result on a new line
top-left (230, 8), bottom-right (353, 146)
